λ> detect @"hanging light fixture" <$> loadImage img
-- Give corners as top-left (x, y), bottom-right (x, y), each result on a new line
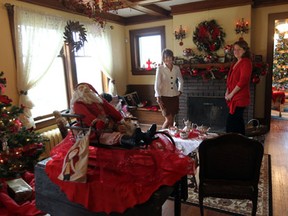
top-left (61, 0), bottom-right (125, 28)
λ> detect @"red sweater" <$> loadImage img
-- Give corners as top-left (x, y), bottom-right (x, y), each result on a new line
top-left (226, 58), bottom-right (252, 114)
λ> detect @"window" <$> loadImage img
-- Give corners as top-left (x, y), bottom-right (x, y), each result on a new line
top-left (29, 57), bottom-right (68, 117)
top-left (129, 26), bottom-right (165, 75)
top-left (30, 26), bottom-right (104, 120)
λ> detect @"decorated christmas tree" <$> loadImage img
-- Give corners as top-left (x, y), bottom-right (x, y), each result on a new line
top-left (0, 71), bottom-right (48, 179)
top-left (273, 31), bottom-right (288, 88)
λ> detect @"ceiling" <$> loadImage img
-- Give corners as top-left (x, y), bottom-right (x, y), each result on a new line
top-left (111, 0), bottom-right (204, 18)
top-left (18, 0), bottom-right (286, 25)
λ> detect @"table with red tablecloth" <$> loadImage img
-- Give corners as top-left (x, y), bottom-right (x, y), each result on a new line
top-left (39, 131), bottom-right (194, 215)
top-left (272, 91), bottom-right (285, 104)
top-left (272, 91), bottom-right (286, 117)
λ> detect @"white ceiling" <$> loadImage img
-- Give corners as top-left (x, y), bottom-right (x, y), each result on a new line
top-left (111, 0), bottom-right (204, 18)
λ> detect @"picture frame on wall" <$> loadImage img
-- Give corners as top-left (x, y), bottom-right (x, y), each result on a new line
top-left (123, 92), bottom-right (140, 107)
top-left (254, 55), bottom-right (263, 62)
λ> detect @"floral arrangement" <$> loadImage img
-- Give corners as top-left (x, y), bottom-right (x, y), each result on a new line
top-left (193, 20), bottom-right (226, 54)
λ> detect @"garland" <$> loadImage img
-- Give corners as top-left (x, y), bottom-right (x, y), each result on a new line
top-left (193, 20), bottom-right (226, 54)
top-left (177, 62), bottom-right (268, 84)
top-left (63, 21), bottom-right (87, 52)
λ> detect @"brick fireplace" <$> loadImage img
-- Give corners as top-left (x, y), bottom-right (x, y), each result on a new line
top-left (177, 78), bottom-right (255, 132)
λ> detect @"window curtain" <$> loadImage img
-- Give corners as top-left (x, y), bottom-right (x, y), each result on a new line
top-left (13, 6), bottom-right (66, 128)
top-left (85, 24), bottom-right (118, 96)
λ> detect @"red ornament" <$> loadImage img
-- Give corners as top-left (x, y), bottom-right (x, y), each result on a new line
top-left (13, 119), bottom-right (22, 132)
top-left (192, 69), bottom-right (198, 76)
top-left (252, 76), bottom-right (260, 84)
top-left (261, 70), bottom-right (267, 76)
top-left (179, 41), bottom-right (184, 46)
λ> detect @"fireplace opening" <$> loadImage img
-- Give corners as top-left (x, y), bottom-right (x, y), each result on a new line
top-left (188, 97), bottom-right (228, 132)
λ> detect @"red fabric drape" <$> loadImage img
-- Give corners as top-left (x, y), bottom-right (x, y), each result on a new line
top-left (0, 172), bottom-right (43, 216)
top-left (45, 132), bottom-right (194, 214)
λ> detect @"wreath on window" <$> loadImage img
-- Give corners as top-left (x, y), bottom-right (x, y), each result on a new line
top-left (63, 21), bottom-right (87, 52)
top-left (193, 20), bottom-right (226, 54)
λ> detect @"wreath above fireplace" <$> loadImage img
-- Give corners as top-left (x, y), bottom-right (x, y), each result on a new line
top-left (193, 20), bottom-right (226, 54)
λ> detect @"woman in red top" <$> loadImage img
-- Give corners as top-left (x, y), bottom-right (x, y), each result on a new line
top-left (225, 40), bottom-right (252, 135)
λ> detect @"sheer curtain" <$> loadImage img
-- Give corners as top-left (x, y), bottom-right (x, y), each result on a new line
top-left (13, 7), bottom-right (66, 128)
top-left (86, 24), bottom-right (118, 95)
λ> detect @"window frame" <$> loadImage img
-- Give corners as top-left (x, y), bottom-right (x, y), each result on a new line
top-left (129, 26), bottom-right (166, 75)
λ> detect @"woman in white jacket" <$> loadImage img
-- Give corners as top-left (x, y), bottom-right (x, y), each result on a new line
top-left (154, 49), bottom-right (183, 129)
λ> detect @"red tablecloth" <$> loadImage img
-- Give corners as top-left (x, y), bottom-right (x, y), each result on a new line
top-left (272, 91), bottom-right (285, 104)
top-left (45, 132), bottom-right (194, 214)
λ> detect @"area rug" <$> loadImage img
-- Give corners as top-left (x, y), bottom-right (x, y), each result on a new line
top-left (184, 154), bottom-right (272, 216)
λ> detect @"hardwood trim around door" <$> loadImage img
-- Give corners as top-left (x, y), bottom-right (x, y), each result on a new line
top-left (265, 12), bottom-right (288, 131)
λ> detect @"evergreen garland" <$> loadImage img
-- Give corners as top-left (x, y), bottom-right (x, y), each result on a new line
top-left (63, 21), bottom-right (87, 52)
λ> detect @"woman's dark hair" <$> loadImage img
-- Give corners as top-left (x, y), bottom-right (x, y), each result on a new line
top-left (233, 39), bottom-right (252, 59)
top-left (161, 49), bottom-right (174, 62)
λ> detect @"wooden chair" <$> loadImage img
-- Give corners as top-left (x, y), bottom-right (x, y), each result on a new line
top-left (198, 133), bottom-right (264, 216)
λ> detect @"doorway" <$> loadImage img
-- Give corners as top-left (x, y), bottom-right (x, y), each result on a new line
top-left (271, 17), bottom-right (288, 119)
top-left (265, 12), bottom-right (288, 128)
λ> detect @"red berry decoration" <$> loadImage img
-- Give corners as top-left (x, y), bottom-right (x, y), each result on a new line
top-left (252, 76), bottom-right (260, 84)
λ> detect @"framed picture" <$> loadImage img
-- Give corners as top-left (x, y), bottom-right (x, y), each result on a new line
top-left (123, 92), bottom-right (140, 106)
top-left (254, 55), bottom-right (263, 62)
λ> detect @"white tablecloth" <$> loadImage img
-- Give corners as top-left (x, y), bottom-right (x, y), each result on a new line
top-left (172, 137), bottom-right (201, 156)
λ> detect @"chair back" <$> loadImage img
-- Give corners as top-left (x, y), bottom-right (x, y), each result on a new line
top-left (53, 110), bottom-right (89, 139)
top-left (199, 133), bottom-right (264, 184)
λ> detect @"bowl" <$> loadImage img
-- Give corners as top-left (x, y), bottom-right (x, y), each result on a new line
top-left (180, 131), bottom-right (189, 139)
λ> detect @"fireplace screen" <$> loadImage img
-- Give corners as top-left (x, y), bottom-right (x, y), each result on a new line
top-left (188, 97), bottom-right (228, 132)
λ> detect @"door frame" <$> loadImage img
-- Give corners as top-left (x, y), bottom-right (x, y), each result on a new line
top-left (265, 12), bottom-right (288, 130)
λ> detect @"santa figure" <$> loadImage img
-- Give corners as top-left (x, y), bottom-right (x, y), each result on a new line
top-left (70, 83), bottom-right (156, 147)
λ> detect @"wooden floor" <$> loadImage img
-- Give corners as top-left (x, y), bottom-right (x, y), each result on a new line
top-left (161, 118), bottom-right (288, 216)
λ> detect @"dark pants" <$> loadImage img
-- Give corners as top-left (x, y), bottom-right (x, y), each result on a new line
top-left (226, 107), bottom-right (246, 135)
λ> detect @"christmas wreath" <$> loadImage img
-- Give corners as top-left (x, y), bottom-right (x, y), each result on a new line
top-left (193, 20), bottom-right (226, 54)
top-left (63, 21), bottom-right (87, 52)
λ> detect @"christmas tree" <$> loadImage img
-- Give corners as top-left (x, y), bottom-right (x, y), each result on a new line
top-left (0, 71), bottom-right (48, 179)
top-left (273, 30), bottom-right (288, 88)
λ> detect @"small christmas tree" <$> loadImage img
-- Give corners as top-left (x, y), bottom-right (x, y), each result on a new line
top-left (0, 71), bottom-right (48, 179)
top-left (273, 30), bottom-right (288, 88)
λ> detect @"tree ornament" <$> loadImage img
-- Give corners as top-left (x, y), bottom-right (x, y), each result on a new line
top-left (193, 20), bottom-right (226, 54)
